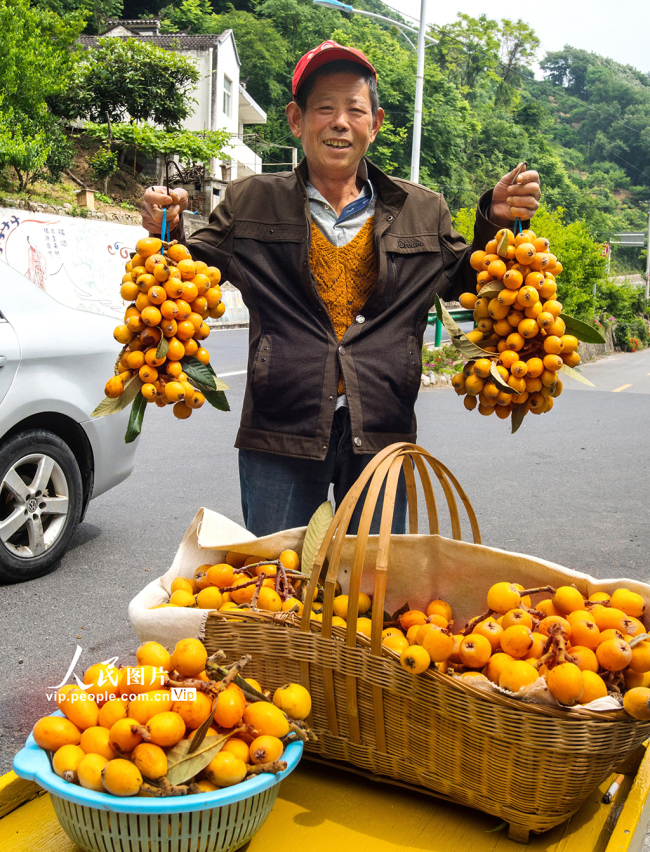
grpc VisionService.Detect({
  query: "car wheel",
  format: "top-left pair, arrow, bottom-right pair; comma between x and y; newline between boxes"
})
0,429 -> 83,583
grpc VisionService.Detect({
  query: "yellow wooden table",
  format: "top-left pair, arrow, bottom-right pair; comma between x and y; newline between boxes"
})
3,751 -> 650,852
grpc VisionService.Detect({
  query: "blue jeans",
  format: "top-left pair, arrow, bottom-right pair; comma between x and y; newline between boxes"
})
239,407 -> 407,537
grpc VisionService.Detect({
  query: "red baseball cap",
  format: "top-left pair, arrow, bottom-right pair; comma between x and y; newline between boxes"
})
292,40 -> 376,100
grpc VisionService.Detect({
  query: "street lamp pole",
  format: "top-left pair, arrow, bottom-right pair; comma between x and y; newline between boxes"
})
313,0 -> 433,184
410,0 -> 427,184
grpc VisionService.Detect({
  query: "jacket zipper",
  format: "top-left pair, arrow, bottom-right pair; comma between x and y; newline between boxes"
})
388,254 -> 397,306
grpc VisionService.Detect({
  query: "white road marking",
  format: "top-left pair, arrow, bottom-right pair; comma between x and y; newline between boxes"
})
218,369 -> 247,377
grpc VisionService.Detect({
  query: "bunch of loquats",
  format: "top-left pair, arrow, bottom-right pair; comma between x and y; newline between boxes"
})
31,638 -> 314,798
381,582 -> 650,718
440,227 -> 603,431
153,550 -> 313,617
93,237 -> 229,440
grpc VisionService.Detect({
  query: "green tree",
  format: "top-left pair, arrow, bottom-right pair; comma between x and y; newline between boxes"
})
55,38 -> 200,127
429,13 -> 500,99
30,0 -> 122,34
0,0 -> 84,119
209,10 -> 290,110
0,113 -> 50,192
160,0 -> 214,33
88,145 -> 119,193
85,0 -> 123,34
257,0 -> 339,57
85,122 -> 231,166
0,0 -> 81,188
494,19 -> 539,108
529,205 -> 608,318
0,110 -> 73,190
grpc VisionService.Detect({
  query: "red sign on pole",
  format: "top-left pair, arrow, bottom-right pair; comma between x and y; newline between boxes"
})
601,243 -> 611,257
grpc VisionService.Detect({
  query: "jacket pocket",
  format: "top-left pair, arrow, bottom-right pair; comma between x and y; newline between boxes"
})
252,334 -> 272,398
383,236 -> 442,308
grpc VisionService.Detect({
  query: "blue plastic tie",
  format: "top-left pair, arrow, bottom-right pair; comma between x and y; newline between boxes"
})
161,205 -> 169,243
513,216 -> 523,236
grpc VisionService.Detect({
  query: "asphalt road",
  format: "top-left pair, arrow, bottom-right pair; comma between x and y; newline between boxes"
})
1,332 -> 649,776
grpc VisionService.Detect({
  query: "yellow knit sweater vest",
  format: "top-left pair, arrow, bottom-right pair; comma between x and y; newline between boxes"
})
309,217 -> 377,394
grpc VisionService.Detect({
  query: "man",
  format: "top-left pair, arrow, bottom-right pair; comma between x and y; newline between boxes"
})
142,41 -> 541,535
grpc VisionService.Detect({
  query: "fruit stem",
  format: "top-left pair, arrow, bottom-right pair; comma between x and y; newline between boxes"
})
285,721 -> 318,742
217,654 -> 252,692
166,675 -> 216,694
520,603 -> 544,621
133,724 -> 151,742
462,609 -> 494,635
140,777 -> 193,797
230,560 -> 308,604
233,559 -> 282,573
517,585 -> 556,597
599,669 -> 625,693
140,782 -> 166,797
535,625 -> 575,669
205,652 -> 272,703
249,574 -> 265,609
221,576 -> 266,593
246,760 -> 288,776
275,563 -> 291,601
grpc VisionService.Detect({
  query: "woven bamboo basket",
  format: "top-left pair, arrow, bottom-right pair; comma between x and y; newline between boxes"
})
203,442 -> 650,842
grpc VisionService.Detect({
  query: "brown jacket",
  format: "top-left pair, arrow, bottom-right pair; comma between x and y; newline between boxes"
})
179,158 -> 499,460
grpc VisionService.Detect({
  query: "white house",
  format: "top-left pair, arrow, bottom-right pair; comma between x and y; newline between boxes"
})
80,20 -> 267,214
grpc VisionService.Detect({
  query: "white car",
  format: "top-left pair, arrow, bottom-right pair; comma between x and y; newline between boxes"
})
0,263 -> 136,582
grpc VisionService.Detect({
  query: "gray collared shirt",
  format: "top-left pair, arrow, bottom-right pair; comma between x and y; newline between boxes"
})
306,161 -> 375,247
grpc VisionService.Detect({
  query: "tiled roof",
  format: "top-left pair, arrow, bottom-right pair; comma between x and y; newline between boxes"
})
104,18 -> 160,25
79,33 -> 224,50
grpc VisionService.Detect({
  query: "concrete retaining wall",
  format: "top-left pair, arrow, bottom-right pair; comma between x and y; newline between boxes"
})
0,195 -> 140,226
578,326 -> 615,363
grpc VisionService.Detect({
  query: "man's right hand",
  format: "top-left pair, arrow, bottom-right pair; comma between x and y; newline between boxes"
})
142,186 -> 189,234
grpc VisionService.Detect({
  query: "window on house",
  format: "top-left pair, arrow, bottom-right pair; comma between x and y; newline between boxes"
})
223,76 -> 232,117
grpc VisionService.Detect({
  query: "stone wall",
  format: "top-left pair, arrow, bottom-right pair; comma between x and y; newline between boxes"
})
578,325 -> 615,363
182,211 -> 209,236
0,195 -> 140,226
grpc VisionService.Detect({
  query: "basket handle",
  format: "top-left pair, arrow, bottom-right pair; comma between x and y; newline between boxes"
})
301,442 -> 481,630
301,442 -> 480,637
299,442 -> 480,745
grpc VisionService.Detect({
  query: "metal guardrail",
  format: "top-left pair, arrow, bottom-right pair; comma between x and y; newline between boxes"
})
427,308 -> 474,346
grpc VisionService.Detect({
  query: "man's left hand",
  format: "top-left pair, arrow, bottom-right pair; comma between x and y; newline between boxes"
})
490,164 -> 541,226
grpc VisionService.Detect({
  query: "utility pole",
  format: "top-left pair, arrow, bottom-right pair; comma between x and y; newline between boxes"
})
410,0 -> 427,184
